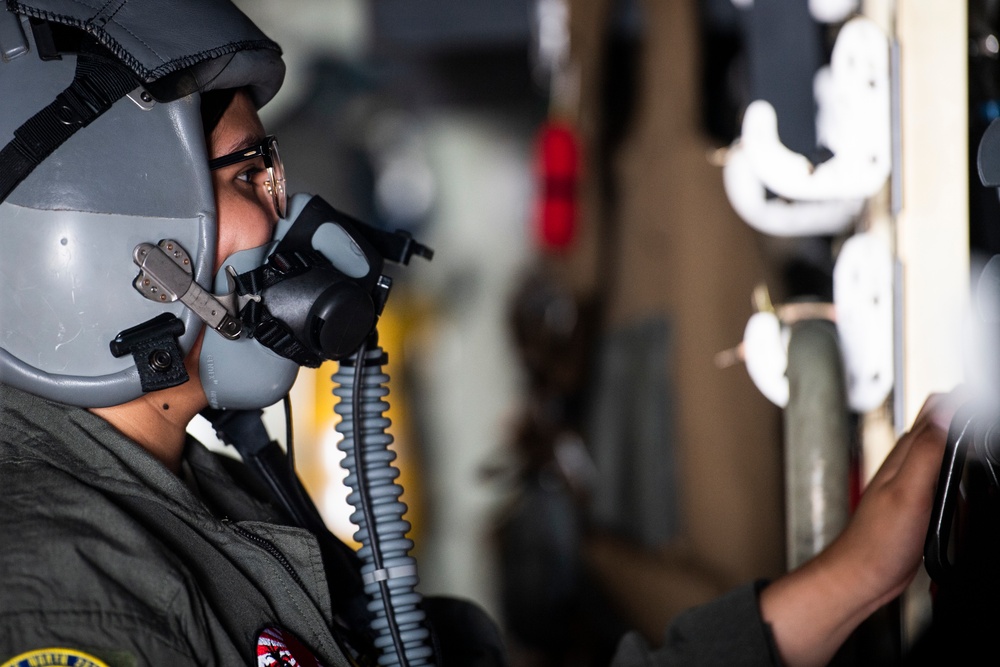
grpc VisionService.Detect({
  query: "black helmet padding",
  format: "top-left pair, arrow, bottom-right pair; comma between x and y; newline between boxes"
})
9,0 -> 284,106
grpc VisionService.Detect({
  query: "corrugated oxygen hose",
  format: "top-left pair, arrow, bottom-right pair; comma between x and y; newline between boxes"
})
333,339 -> 434,666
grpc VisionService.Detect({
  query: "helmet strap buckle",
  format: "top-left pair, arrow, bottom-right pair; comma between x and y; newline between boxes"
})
110,313 -> 190,393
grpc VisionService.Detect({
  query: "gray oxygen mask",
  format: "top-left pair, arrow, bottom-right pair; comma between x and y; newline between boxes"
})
199,192 -> 392,409
132,192 -> 406,410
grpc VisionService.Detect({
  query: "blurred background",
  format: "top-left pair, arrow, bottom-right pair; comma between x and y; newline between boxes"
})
187,1 -> 992,665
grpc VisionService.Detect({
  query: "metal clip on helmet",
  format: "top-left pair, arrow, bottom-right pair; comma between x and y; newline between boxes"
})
0,0 -> 287,408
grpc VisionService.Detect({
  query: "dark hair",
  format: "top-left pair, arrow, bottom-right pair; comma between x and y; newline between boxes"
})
200,89 -> 238,135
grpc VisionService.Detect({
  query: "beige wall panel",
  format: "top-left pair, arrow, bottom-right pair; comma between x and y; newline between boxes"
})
896,2 -> 968,425
894,0 -> 968,648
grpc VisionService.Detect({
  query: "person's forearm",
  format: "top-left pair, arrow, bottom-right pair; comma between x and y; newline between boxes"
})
760,393 -> 952,666
759,543 -> 895,667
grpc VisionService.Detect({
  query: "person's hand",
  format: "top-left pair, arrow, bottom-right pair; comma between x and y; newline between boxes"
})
760,391 -> 961,667
825,392 -> 959,606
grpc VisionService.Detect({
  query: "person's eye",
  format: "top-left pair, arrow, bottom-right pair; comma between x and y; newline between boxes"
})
236,166 -> 264,184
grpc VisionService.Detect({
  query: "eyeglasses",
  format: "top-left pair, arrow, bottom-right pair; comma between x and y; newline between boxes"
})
208,135 -> 287,218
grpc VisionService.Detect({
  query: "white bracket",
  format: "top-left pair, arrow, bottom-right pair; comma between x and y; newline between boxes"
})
740,17 -> 892,201
737,232 -> 894,413
741,17 -> 890,203
722,17 -> 890,237
833,232 -> 894,413
743,310 -> 791,407
722,144 -> 864,237
730,0 -> 859,24
809,0 -> 859,24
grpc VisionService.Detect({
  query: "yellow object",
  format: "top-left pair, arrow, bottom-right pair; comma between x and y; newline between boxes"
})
295,286 -> 430,550
1,648 -> 111,667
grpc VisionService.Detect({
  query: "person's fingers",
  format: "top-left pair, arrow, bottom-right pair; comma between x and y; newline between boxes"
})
912,388 -> 966,432
868,417 -> 934,487
912,392 -> 948,427
893,418 -> 950,499
867,391 -> 958,488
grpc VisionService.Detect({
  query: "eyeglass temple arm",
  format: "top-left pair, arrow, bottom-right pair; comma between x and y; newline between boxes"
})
208,152 -> 254,170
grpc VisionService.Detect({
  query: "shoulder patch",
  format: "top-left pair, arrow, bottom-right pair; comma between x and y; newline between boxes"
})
257,627 -> 324,667
1,649 -> 110,667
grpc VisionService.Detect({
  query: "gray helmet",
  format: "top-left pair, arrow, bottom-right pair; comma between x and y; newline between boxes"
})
0,0 -> 287,408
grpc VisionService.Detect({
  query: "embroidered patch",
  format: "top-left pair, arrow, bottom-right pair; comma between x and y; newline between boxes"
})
257,627 -> 324,667
1,648 -> 110,667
